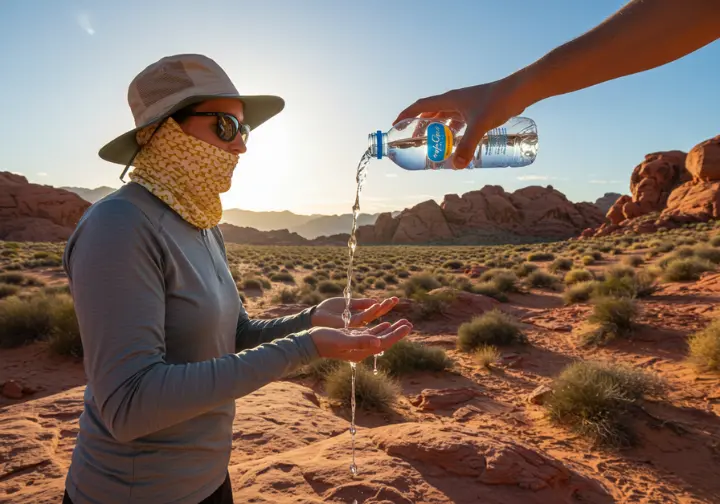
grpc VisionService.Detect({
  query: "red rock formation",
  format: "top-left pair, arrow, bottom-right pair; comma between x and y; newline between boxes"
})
686,135 -> 720,182
0,172 -> 90,242
584,136 -> 720,238
360,185 -> 604,244
392,200 -> 454,244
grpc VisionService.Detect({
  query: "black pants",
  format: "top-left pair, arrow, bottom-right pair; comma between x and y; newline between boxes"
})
62,472 -> 234,504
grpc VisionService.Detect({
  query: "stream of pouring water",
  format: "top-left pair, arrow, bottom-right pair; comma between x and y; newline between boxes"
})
342,149 -> 373,478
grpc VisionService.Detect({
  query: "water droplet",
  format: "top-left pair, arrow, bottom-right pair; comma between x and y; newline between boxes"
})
349,425 -> 356,435
350,463 -> 358,476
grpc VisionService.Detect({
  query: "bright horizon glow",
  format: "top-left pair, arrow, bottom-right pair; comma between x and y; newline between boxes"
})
1,0 -> 719,215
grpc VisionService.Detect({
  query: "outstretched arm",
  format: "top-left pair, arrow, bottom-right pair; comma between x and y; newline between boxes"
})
395,0 -> 720,168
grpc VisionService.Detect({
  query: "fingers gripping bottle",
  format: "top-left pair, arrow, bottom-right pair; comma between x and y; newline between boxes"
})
368,116 -> 538,170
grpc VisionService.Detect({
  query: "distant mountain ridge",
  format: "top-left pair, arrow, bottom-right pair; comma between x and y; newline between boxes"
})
62,186 -> 398,238
60,186 -> 117,203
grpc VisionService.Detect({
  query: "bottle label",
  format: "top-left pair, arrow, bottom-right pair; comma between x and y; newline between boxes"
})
426,122 -> 453,162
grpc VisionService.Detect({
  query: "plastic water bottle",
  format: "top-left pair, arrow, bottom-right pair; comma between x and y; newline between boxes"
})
368,116 -> 538,170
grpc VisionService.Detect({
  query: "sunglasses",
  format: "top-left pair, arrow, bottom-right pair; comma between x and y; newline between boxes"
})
181,111 -> 251,144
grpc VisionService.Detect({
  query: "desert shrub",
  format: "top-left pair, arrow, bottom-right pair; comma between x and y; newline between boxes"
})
710,235 -> 720,247
300,357 -> 343,379
583,297 -> 638,345
272,287 -> 300,304
0,272 -> 26,285
401,273 -> 441,298
0,284 -> 20,299
692,245 -> 720,264
480,269 -> 519,293
605,265 -> 636,280
383,273 -> 398,284
325,364 -> 399,411
0,293 -> 81,350
47,294 -> 82,357
443,260 -> 464,270
300,290 -> 324,305
564,269 -> 594,285
581,255 -> 595,266
563,281 -> 596,305
687,319 -> 720,372
591,269 -> 657,299
457,310 -> 527,351
662,257 -> 714,282
270,271 -> 295,283
368,339 -> 452,375
545,360 -> 664,446
527,252 -> 555,262
527,270 -> 560,289
318,280 -> 344,295
0,294 -> 54,347
303,274 -> 318,287
513,262 -> 539,278
548,258 -> 574,273
471,282 -> 509,302
413,289 -> 455,319
475,345 -> 500,369
397,269 -> 410,278
374,279 -> 387,290
622,255 -> 644,267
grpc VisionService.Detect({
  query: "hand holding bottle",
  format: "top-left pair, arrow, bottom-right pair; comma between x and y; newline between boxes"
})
392,77 -> 528,169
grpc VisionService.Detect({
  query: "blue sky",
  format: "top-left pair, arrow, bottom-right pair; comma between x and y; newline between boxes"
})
1,0 -> 719,215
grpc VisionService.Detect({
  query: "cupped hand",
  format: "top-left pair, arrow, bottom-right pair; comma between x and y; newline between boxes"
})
393,77 -> 528,169
311,296 -> 399,329
308,319 -> 412,363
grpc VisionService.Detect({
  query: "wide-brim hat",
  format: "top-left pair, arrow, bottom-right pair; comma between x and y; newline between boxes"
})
99,53 -> 285,165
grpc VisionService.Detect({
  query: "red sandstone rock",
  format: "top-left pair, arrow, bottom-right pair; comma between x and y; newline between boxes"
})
391,200 -> 454,244
2,380 -> 24,399
0,172 -> 90,242
410,388 -> 480,411
686,135 -> 720,183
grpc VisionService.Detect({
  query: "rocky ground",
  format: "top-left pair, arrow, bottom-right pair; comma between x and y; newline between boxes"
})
1,225 -> 720,503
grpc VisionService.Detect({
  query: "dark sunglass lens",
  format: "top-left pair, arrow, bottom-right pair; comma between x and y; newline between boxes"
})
216,114 -> 238,142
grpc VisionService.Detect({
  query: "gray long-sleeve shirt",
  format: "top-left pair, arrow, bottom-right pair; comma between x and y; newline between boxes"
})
62,182 -> 319,504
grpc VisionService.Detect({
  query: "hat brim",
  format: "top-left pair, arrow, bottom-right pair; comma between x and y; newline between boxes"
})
98,94 -> 285,165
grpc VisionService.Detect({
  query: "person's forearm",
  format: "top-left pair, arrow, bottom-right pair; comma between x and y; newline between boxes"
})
235,305 -> 316,352
104,333 -> 318,442
509,0 -> 720,107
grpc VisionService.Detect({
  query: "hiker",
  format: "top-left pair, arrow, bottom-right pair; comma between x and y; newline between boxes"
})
61,54 -> 412,504
394,0 -> 720,169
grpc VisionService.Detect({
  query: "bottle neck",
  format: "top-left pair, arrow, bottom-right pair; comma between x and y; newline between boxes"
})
368,131 -> 387,159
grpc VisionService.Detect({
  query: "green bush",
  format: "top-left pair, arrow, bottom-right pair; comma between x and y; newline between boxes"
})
563,281 -> 596,305
548,258 -> 574,273
0,284 -> 20,299
457,310 -> 526,351
367,339 -> 452,375
622,255 -> 644,268
47,294 -> 82,357
527,252 -> 555,262
687,319 -> 720,372
527,270 -> 560,289
564,269 -> 594,285
545,360 -> 664,446
583,297 -> 638,345
513,262 -> 539,278
662,257 -> 714,282
318,280 -> 344,295
475,345 -> 500,369
272,287 -> 300,304
471,282 -> 508,302
270,271 -> 295,283
401,273 -> 441,298
325,363 -> 399,411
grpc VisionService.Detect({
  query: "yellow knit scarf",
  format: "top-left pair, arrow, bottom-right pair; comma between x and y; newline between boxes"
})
129,117 -> 239,229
